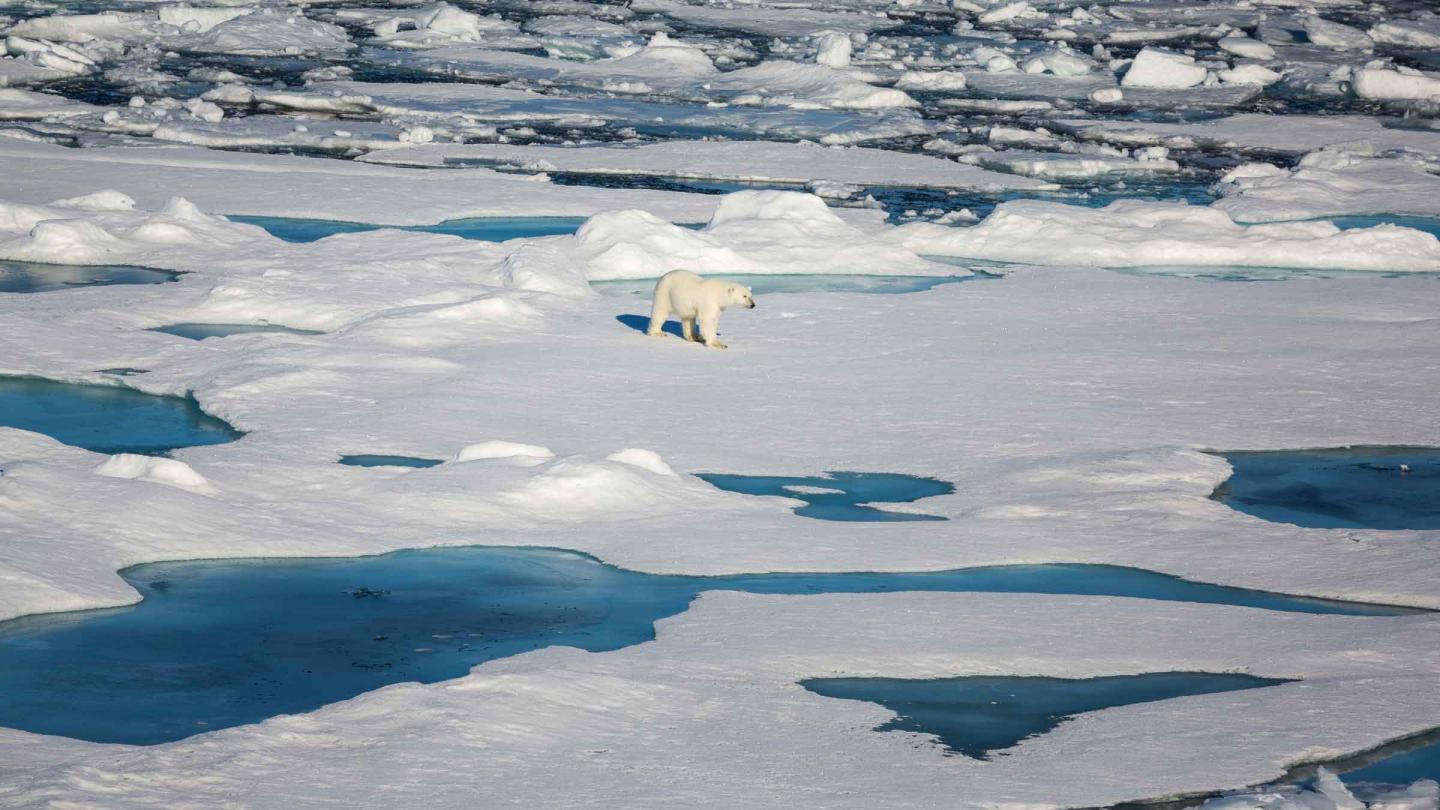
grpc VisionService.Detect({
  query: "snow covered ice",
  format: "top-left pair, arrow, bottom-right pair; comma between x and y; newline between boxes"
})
3,0 -> 1440,807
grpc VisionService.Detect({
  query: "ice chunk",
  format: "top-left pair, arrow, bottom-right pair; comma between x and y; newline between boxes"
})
1352,68 -> 1440,102
814,32 -> 851,68
1219,64 -> 1281,86
1217,36 -> 1276,60
1302,16 -> 1373,51
1121,48 -> 1208,89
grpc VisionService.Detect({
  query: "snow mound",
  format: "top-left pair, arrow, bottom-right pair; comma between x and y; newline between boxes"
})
496,456 -> 690,518
572,190 -> 954,280
889,199 -> 1440,272
50,190 -> 136,211
95,454 -> 214,494
606,449 -> 675,477
455,441 -> 555,463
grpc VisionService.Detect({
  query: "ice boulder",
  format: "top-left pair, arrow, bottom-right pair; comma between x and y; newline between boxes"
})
1352,67 -> 1440,102
1121,48 -> 1208,89
96,454 -> 214,494
814,32 -> 851,68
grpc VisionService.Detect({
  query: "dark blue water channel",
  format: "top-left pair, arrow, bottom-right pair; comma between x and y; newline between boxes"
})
338,454 -> 443,468
697,471 -> 955,521
149,323 -> 324,340
802,673 -> 1292,759
1214,447 -> 1440,531
0,260 -> 179,293
0,376 -> 241,455
229,215 -> 589,244
0,546 -> 1415,746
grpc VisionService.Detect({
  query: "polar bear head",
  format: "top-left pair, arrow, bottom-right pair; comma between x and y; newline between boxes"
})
726,284 -> 756,309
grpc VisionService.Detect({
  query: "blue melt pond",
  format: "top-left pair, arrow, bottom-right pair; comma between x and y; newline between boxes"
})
149,323 -> 324,341
697,471 -> 955,521
0,546 -> 1413,745
1214,447 -> 1440,530
1330,215 -> 1440,239
229,215 -> 589,244
338,454 -> 444,468
0,376 -> 242,455
802,672 -> 1291,759
0,259 -> 179,294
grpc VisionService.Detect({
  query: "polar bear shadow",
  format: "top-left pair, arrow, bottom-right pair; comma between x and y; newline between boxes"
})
616,314 -> 682,338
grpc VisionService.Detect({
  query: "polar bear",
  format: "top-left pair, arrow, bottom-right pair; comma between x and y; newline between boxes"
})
647,269 -> 755,350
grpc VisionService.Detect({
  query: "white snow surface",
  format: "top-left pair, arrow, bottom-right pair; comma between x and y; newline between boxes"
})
1214,154 -> 1440,222
0,138 -> 722,223
3,0 -> 1440,805
359,139 -> 1058,192
889,199 -> 1440,271
1,181 -> 1440,806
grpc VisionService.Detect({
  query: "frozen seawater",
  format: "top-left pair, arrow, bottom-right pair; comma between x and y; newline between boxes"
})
596,273 -> 983,297
801,673 -> 1291,759
0,375 -> 242,455
0,546 -> 1411,746
338,454 -> 444,468
229,215 -> 590,244
1213,447 -> 1440,530
697,471 -> 954,521
1110,265 -> 1440,282
149,323 -> 325,341
0,260 -> 180,294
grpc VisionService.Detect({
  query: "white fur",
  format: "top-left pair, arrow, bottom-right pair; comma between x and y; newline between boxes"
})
646,269 -> 755,350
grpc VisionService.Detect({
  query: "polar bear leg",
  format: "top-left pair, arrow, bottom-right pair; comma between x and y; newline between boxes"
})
646,298 -> 670,337
681,318 -> 697,342
699,310 -> 726,350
